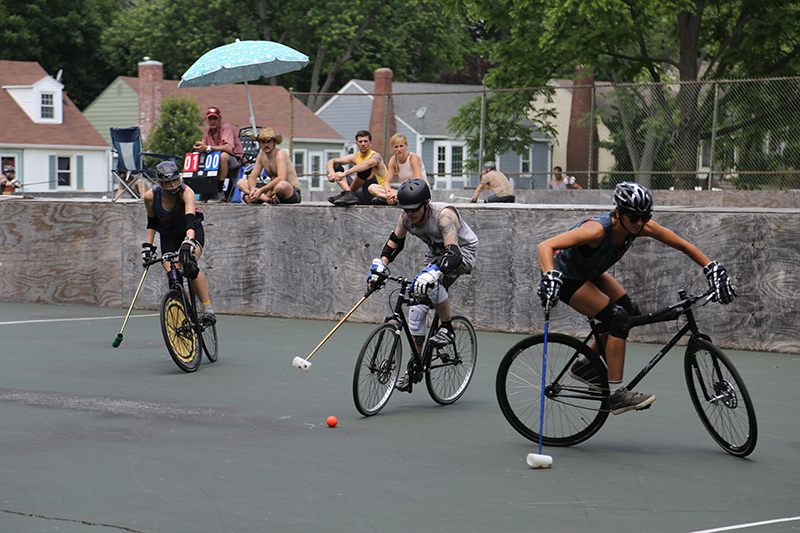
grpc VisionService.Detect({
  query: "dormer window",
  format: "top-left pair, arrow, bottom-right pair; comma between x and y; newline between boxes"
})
41,93 -> 55,119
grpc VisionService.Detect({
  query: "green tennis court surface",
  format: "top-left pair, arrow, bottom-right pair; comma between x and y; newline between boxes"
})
0,302 -> 798,532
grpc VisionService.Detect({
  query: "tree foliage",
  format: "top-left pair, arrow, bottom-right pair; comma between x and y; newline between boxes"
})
144,94 -> 203,162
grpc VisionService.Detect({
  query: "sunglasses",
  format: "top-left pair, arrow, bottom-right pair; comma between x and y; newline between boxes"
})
623,211 -> 652,224
403,205 -> 424,214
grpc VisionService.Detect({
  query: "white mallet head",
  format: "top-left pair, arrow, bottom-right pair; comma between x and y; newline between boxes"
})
527,453 -> 553,469
292,356 -> 312,372
449,193 -> 455,200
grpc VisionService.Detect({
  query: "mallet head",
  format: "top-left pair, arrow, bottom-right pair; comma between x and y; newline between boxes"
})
112,333 -> 124,348
527,453 -> 553,469
292,356 -> 312,372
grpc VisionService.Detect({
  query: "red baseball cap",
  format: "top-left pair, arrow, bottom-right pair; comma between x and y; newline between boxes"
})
206,107 -> 221,118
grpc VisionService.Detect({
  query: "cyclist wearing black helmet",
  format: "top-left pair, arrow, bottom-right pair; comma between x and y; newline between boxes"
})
367,178 -> 479,391
536,182 -> 736,414
142,160 -> 216,324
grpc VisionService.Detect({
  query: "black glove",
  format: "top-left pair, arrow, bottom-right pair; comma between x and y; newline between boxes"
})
704,261 -> 736,304
141,242 -> 157,268
537,270 -> 563,310
179,238 -> 199,279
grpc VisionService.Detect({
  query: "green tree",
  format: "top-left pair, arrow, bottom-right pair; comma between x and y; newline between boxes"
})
449,0 -> 800,188
0,0 -> 118,108
144,94 -> 203,164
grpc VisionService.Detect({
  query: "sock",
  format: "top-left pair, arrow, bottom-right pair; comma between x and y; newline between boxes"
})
201,301 -> 214,314
608,380 -> 623,393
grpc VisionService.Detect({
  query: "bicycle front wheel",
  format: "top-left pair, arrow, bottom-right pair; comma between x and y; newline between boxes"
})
684,338 -> 757,457
496,333 -> 609,446
426,316 -> 477,405
353,323 -> 402,416
201,319 -> 218,363
160,289 -> 202,373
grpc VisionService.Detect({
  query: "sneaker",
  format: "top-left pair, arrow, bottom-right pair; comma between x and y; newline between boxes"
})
569,359 -> 601,390
608,387 -> 655,415
429,327 -> 455,348
328,191 -> 346,204
201,312 -> 217,326
371,196 -> 388,205
395,373 -> 412,392
334,190 -> 359,206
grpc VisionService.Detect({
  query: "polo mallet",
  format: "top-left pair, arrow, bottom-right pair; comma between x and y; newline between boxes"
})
448,193 -> 473,203
527,308 -> 554,468
291,293 -> 370,371
112,266 -> 149,348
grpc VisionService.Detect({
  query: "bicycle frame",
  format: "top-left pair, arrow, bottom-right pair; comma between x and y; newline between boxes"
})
378,275 -> 441,380
161,252 -> 202,337
582,288 -> 716,391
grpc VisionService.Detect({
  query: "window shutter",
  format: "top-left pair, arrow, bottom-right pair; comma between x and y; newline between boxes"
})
49,155 -> 57,190
77,156 -> 84,189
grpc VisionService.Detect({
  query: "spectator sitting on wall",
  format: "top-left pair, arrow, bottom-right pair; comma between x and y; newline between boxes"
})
469,161 -> 515,203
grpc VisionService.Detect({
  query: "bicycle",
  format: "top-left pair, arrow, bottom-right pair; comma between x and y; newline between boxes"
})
145,252 -> 218,372
353,273 -> 478,416
496,286 -> 757,457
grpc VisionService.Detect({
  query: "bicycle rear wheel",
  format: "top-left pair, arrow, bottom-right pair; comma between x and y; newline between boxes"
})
353,323 -> 402,416
160,289 -> 202,373
496,333 -> 609,446
684,338 -> 757,457
426,316 -> 477,405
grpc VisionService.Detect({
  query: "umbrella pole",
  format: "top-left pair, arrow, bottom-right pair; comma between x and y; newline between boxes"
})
244,79 -> 258,133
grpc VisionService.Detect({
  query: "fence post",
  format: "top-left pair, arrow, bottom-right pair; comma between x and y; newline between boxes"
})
588,85 -> 596,189
708,81 -> 720,191
289,88 -> 295,159
479,90 -> 486,181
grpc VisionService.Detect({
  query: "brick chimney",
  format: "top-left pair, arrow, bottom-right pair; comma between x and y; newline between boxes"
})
369,68 -> 397,158
566,65 -> 597,188
138,57 -> 163,141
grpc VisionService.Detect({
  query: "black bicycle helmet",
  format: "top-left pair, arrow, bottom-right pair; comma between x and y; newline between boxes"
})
155,160 -> 182,194
614,182 -> 653,214
3,165 -> 15,174
397,178 -> 431,210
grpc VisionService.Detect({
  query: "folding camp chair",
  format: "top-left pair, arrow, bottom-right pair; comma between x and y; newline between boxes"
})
110,127 -> 153,201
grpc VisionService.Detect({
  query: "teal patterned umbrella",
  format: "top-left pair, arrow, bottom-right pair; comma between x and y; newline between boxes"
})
179,39 -> 309,131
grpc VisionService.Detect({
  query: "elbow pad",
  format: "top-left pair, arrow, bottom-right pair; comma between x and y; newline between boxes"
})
184,213 -> 197,229
147,216 -> 159,231
437,244 -> 463,274
381,231 -> 405,263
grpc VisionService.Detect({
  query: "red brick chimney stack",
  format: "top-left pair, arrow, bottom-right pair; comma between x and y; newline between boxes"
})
566,65 -> 597,188
138,57 -> 163,141
369,68 -> 397,158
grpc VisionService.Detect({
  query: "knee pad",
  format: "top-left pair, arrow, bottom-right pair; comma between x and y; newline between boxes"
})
408,304 -> 429,337
616,294 -> 641,316
595,301 -> 632,339
427,283 -> 448,305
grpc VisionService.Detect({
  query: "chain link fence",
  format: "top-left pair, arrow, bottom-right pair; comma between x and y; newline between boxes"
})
291,77 -> 800,191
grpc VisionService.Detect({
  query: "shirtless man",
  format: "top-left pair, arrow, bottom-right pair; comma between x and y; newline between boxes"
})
236,128 -> 302,205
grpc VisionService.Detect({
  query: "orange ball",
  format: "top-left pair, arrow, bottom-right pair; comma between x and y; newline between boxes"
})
326,416 -> 338,428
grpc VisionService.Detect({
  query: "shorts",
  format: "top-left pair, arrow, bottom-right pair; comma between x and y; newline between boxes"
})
559,277 -> 590,305
160,223 -> 205,254
226,154 -> 241,178
347,175 -> 379,205
283,187 -> 302,204
486,194 -> 515,203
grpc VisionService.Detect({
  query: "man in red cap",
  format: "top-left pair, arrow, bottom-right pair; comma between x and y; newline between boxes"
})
193,106 -> 244,199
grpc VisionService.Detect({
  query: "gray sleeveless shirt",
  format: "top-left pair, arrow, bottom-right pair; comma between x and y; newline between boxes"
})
402,202 -> 479,268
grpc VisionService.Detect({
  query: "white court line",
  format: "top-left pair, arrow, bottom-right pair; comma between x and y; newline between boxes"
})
0,314 -> 158,326
688,516 -> 800,533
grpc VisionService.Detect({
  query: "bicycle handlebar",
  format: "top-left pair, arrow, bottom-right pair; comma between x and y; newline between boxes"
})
142,251 -> 181,269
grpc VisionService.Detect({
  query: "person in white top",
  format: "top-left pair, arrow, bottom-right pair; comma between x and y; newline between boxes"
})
549,166 -> 583,190
382,133 -> 428,205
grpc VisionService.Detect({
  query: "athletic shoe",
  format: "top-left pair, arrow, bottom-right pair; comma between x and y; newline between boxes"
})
201,312 -> 217,326
569,359 -> 601,390
395,373 -> 412,392
328,191 -> 346,204
334,191 -> 359,206
608,387 -> 655,415
371,196 -> 388,205
429,327 -> 455,348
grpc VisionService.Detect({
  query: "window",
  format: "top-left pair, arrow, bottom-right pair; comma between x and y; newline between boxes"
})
293,150 -> 306,179
309,153 -> 323,190
57,157 -> 71,187
432,141 -> 467,189
41,93 -> 54,119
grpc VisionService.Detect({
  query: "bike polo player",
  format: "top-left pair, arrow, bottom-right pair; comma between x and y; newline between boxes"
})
367,178 -> 479,391
536,182 -> 736,414
141,160 -> 216,324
